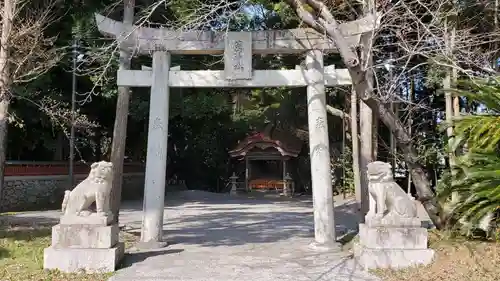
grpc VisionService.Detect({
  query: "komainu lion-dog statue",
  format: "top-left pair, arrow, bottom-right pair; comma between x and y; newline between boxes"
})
366,161 -> 417,219
61,161 -> 114,217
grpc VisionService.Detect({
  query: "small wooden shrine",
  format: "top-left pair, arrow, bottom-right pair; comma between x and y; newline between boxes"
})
229,125 -> 302,192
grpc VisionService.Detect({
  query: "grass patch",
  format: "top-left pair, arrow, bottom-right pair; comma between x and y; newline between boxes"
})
0,224 -> 138,281
120,230 -> 139,250
373,230 -> 500,281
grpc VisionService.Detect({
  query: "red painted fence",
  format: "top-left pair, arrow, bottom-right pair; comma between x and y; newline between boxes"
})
4,161 -> 145,176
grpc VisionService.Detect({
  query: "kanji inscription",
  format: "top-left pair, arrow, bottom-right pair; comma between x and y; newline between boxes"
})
224,32 -> 252,80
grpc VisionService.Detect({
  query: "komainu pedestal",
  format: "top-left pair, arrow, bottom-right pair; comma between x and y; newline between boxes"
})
43,161 -> 124,273
354,161 -> 435,269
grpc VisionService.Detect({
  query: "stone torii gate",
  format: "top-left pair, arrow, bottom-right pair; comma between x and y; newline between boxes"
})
95,13 -> 377,250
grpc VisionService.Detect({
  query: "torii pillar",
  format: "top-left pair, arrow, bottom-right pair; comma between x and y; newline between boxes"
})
305,50 -> 339,250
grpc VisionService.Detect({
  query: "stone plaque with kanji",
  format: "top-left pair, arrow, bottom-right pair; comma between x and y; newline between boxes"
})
224,32 -> 252,80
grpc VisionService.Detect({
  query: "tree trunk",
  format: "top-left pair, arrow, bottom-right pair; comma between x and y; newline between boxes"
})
406,79 -> 413,194
351,88 -> 362,208
55,131 -> 64,161
0,0 -> 14,212
0,101 -> 9,212
359,100 -> 372,217
390,102 -> 396,175
109,0 -> 135,223
444,20 -> 455,166
444,7 -> 460,204
495,0 -> 499,72
358,0 -> 375,219
94,128 -> 102,162
372,113 -> 378,159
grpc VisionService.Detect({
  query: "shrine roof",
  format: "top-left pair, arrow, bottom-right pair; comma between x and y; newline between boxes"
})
229,127 -> 302,158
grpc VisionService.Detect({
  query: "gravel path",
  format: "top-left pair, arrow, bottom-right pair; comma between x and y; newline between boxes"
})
115,191 -> 379,281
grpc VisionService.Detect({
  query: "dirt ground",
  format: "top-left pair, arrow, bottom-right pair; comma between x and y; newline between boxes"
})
373,230 -> 500,281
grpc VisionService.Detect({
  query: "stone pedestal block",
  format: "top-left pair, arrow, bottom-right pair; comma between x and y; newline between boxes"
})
60,214 -> 113,226
44,242 -> 124,273
364,215 -> 422,227
44,222 -> 123,273
51,224 -> 119,248
353,243 -> 435,269
354,223 -> 435,269
358,223 -> 429,249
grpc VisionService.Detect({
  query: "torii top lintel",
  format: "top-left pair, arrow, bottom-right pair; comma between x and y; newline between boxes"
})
94,13 -> 379,55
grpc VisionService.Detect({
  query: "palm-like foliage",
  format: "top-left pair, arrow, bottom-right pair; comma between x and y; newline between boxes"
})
439,152 -> 500,230
449,78 -> 500,152
438,77 -> 500,235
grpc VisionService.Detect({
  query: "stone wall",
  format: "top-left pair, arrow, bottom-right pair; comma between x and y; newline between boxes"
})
1,173 -> 145,212
0,161 -> 145,212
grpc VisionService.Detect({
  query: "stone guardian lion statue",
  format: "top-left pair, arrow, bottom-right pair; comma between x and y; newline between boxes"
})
366,161 -> 417,219
61,161 -> 114,217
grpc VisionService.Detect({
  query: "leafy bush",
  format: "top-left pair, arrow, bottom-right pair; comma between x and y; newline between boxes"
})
438,77 -> 500,237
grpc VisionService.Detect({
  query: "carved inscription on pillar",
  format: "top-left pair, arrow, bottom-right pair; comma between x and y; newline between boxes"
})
152,117 -> 163,131
224,32 -> 252,80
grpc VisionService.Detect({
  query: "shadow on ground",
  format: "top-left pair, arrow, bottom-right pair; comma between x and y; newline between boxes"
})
0,227 -> 52,241
119,190 -> 316,211
112,191 -> 374,281
0,216 -> 56,261
0,214 -> 59,228
0,247 -> 9,259
0,214 -> 56,243
0,191 -> 381,281
119,249 -> 184,269
122,192 -> 360,248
